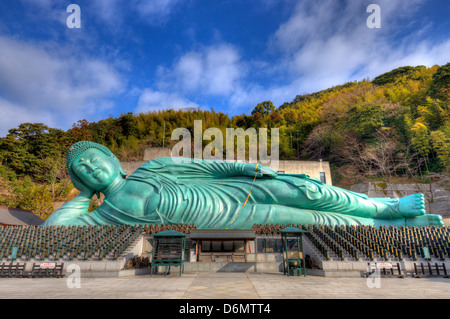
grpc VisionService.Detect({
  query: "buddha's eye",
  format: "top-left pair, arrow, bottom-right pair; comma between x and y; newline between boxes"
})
91,154 -> 102,163
77,165 -> 86,175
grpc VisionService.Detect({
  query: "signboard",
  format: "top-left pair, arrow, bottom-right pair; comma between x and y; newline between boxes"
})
40,263 -> 56,269
377,263 -> 392,269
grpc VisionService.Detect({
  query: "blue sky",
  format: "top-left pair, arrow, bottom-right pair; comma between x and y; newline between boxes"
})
0,0 -> 449,136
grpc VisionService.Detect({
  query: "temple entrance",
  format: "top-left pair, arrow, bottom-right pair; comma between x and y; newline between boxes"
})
189,229 -> 256,262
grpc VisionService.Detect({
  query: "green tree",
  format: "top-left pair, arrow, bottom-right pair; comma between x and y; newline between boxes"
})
418,97 -> 449,131
0,177 -> 54,220
427,62 -> 450,98
118,112 -> 139,138
0,135 -> 29,176
343,103 -> 384,140
0,123 -> 66,179
411,122 -> 431,157
372,65 -> 426,86
430,130 -> 450,168
411,122 -> 432,173
40,153 -> 68,198
15,183 -> 54,220
251,101 -> 275,116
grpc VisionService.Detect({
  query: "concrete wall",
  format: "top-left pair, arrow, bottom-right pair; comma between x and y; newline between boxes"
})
350,183 -> 450,218
275,160 -> 332,185
320,260 -> 450,277
143,147 -> 171,161
121,161 -> 146,176
184,260 -> 283,273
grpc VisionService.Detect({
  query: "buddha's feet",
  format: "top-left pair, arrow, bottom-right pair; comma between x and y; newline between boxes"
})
406,214 -> 444,227
398,194 -> 426,218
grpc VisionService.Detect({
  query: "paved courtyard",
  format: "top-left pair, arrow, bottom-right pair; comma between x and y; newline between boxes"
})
0,272 -> 449,299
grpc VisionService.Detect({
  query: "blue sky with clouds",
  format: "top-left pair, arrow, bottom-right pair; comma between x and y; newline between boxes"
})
0,0 -> 449,136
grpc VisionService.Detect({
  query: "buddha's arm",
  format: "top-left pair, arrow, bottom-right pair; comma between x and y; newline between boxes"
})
43,193 -> 92,225
145,157 -> 278,179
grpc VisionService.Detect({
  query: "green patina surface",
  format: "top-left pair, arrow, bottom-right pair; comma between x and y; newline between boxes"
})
43,141 -> 444,228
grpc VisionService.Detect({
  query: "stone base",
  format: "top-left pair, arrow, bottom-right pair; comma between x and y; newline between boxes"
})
184,261 -> 283,273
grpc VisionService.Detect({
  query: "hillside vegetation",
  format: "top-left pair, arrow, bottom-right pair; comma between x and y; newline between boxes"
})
1,63 -> 449,220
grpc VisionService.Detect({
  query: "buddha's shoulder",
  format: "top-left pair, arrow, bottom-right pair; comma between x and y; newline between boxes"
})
142,157 -> 190,165
122,179 -> 160,196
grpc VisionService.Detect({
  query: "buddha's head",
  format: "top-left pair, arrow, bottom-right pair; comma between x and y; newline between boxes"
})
66,141 -> 127,193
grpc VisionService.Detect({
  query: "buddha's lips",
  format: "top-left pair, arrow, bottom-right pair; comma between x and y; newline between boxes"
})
93,169 -> 101,177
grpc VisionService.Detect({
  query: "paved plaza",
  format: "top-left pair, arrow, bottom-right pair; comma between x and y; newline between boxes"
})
0,272 -> 449,299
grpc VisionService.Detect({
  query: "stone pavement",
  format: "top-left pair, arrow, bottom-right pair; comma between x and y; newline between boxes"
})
0,272 -> 449,299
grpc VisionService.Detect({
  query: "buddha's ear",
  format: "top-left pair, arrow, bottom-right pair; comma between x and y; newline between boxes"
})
112,156 -> 127,178
70,175 -> 95,197
71,177 -> 86,192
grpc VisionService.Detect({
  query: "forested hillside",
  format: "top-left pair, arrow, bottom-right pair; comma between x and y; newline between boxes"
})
1,63 -> 449,220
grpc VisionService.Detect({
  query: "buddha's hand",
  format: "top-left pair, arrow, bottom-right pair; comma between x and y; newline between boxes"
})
44,185 -> 93,225
243,163 -> 278,178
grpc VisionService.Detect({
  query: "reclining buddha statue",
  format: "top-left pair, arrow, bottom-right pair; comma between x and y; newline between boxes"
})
43,141 -> 443,228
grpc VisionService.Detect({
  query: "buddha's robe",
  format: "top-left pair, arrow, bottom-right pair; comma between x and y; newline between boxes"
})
43,158 -> 404,227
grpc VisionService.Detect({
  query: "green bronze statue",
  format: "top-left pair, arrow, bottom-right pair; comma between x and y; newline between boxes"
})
43,141 -> 444,228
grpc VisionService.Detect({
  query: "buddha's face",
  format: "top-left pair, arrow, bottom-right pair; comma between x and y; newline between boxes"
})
71,148 -> 121,191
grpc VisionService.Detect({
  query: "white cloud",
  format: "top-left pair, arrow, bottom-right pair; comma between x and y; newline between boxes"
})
172,52 -> 204,92
0,36 -> 124,136
19,0 -> 53,9
91,0 -> 123,24
90,0 -> 181,27
216,0 -> 449,111
158,44 -> 243,95
203,45 -> 243,95
257,0 -> 449,98
136,0 -> 450,115
136,89 -> 199,113
133,0 -> 181,22
137,43 -> 245,112
0,97 -> 51,135
18,0 -> 67,26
